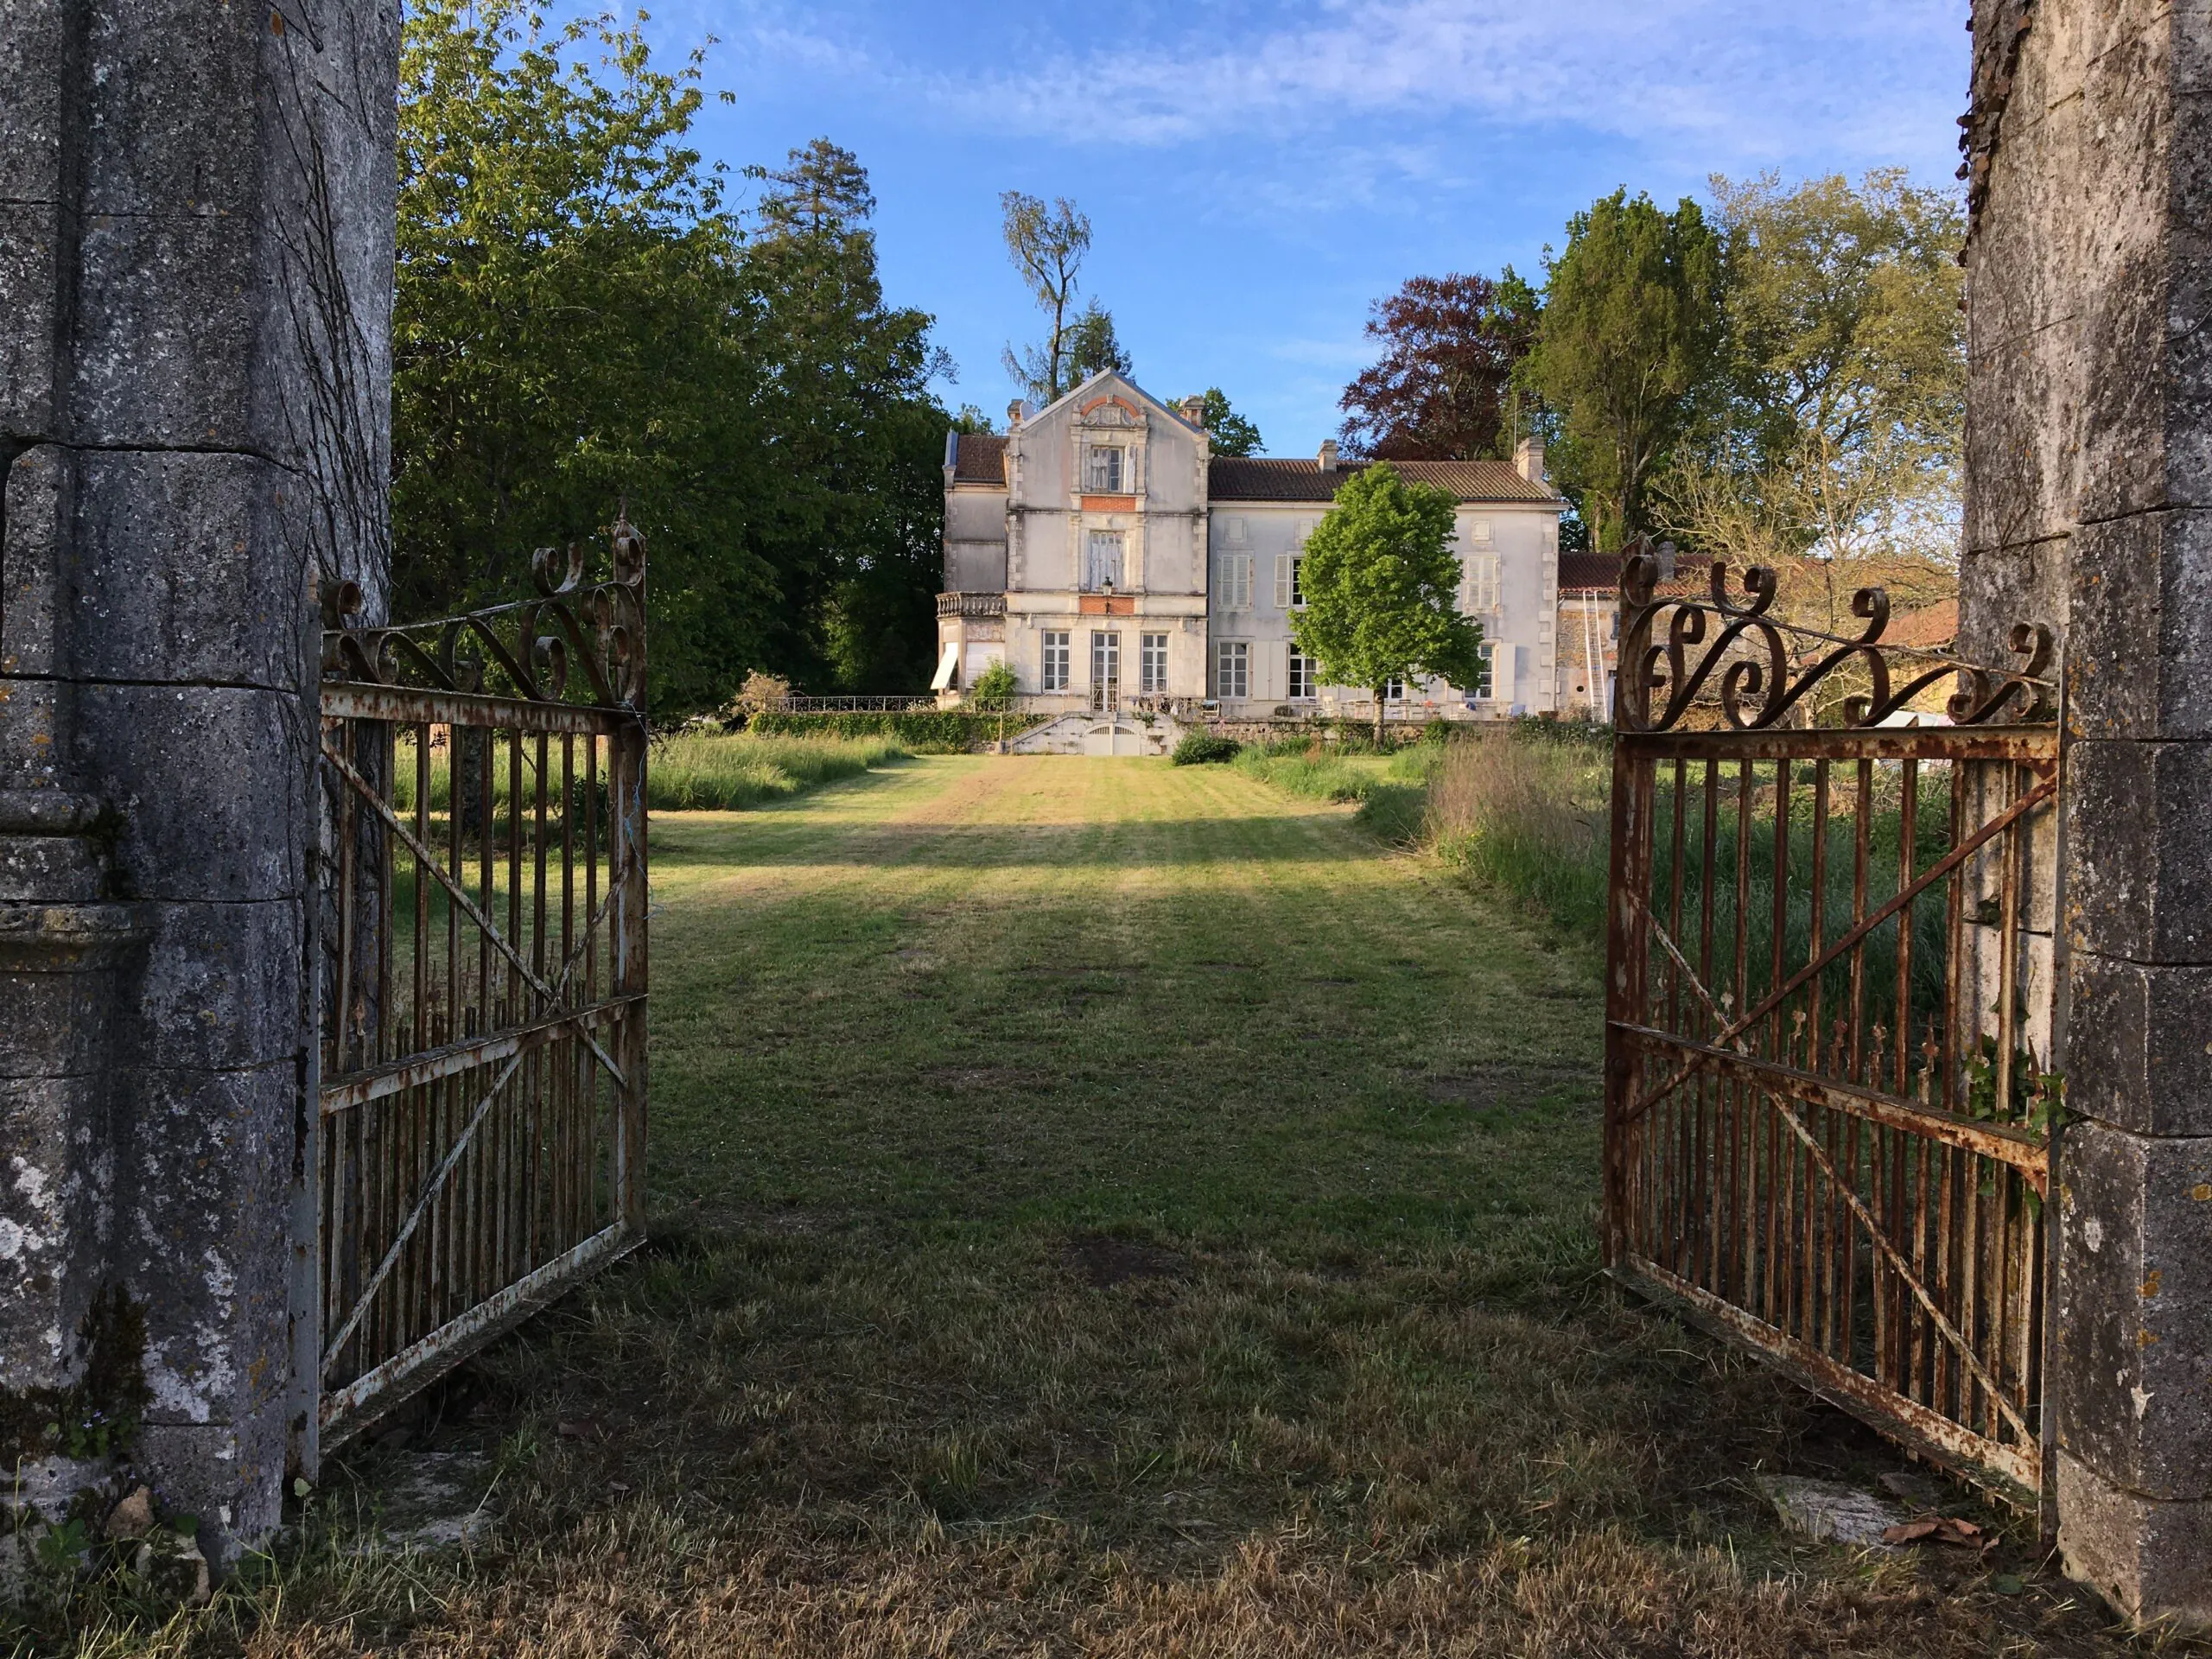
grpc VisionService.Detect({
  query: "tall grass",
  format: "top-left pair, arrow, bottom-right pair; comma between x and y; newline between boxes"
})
389,732 -> 909,816
1231,740 -> 1434,841
648,733 -> 909,810
1425,728 -> 1612,936
1427,727 -> 1971,1070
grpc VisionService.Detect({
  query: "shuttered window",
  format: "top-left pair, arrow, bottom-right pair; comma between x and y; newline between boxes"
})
1287,646 -> 1316,702
1217,553 -> 1252,612
1274,554 -> 1305,610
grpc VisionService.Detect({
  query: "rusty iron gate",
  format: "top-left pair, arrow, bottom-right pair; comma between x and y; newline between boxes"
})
293,520 -> 649,1471
1604,549 -> 2063,1510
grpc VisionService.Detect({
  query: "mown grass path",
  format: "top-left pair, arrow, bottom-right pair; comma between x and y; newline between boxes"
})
241,758 -> 2137,1657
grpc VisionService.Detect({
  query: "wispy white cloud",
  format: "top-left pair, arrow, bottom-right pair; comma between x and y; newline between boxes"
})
938,0 -> 1961,170
714,0 -> 1963,182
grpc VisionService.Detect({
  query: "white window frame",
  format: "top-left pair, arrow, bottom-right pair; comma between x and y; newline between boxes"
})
1083,530 -> 1125,592
1091,629 -> 1122,690
1382,676 -> 1406,702
1274,553 -> 1305,611
1041,630 -> 1071,692
1471,642 -> 1496,701
1139,632 -> 1168,693
1216,640 -> 1250,700
1287,645 -> 1316,702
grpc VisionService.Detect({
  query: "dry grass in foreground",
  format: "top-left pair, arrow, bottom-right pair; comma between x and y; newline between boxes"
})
15,758 -> 2187,1657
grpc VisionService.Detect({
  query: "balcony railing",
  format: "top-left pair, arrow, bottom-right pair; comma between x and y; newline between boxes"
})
936,591 -> 1006,619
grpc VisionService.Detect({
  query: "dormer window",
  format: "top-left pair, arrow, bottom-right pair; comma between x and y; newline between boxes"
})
1086,446 -> 1126,493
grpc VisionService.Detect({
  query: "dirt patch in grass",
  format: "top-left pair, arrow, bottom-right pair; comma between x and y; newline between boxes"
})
1062,1232 -> 1189,1288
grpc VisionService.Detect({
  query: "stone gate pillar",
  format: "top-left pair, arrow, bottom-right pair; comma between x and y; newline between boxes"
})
1961,0 -> 2212,1630
0,2 -> 396,1566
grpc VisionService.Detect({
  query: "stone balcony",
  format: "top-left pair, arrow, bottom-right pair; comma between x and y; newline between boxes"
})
937,591 -> 1007,619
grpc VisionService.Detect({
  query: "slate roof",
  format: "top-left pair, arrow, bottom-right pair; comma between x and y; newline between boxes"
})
1207,456 -> 1558,504
951,434 -> 1008,485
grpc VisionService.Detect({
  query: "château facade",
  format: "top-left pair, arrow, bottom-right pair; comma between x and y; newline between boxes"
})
935,371 -> 1567,720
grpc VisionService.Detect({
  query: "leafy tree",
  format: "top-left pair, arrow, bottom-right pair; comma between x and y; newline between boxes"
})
1657,170 -> 1964,716
1000,192 -> 1093,402
741,137 -> 950,694
1063,299 -> 1130,383
393,1 -> 772,710
1291,464 -> 1487,741
951,404 -> 997,435
1522,191 -> 1728,549
1338,271 -> 1543,461
1181,388 -> 1263,456
394,5 -> 951,709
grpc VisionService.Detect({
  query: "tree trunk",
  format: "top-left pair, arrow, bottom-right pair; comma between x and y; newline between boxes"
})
1374,687 -> 1386,747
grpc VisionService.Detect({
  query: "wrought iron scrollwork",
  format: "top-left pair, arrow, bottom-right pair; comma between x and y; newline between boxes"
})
1617,536 -> 2054,733
321,513 -> 647,712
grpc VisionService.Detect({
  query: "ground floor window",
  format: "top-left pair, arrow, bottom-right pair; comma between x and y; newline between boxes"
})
1041,631 -> 1071,691
1287,645 -> 1315,701
1091,630 -> 1121,692
1382,676 -> 1406,702
1215,640 -> 1249,700
1140,632 -> 1168,693
1471,642 -> 1495,700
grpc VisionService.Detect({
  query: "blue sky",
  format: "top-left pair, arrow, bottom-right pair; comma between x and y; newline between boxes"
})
645,2 -> 1970,455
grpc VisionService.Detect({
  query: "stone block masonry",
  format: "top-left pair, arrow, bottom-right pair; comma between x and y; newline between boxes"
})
0,1 -> 397,1568
1962,0 -> 2212,1630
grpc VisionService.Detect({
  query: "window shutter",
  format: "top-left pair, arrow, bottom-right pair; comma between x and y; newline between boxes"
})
1274,555 -> 1293,611
1238,555 -> 1253,610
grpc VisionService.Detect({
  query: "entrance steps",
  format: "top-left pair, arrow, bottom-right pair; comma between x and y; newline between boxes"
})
1007,713 -> 1180,757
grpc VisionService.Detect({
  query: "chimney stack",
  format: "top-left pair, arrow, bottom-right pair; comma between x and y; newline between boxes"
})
1006,399 -> 1026,431
1514,434 -> 1546,484
1179,396 -> 1207,427
1318,438 -> 1338,473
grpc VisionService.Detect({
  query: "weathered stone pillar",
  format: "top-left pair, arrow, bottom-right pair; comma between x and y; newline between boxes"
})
1962,0 -> 2212,1630
0,1 -> 396,1567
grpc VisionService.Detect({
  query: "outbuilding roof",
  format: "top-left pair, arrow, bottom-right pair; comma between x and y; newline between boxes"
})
1557,550 -> 1713,598
1206,456 -> 1558,504
950,433 -> 1008,485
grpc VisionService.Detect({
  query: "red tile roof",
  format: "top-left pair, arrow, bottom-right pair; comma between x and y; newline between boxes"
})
1207,456 -> 1559,504
1557,550 -> 1712,598
1884,597 -> 1958,651
952,434 -> 1007,485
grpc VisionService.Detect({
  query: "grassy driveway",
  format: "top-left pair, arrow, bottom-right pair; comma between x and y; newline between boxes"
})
93,757 -> 2139,1656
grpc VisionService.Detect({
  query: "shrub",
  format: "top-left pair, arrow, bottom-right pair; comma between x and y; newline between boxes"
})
969,660 -> 1019,711
1171,733 -> 1243,766
722,671 -> 791,723
749,709 -> 1038,753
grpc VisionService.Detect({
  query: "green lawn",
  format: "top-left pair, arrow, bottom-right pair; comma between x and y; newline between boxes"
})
45,758 -> 2140,1656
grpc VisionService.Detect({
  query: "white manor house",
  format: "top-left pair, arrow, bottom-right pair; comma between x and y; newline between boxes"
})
933,370 -> 1567,721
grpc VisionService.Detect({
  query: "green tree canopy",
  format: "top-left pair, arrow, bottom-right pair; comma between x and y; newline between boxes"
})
1656,170 -> 1965,702
393,6 -> 950,708
1181,388 -> 1263,456
1063,299 -> 1131,383
1522,190 -> 1727,550
1290,464 -> 1486,740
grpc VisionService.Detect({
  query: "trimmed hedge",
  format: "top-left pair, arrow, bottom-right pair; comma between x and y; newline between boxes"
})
1171,732 -> 1242,766
747,709 -> 1041,753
